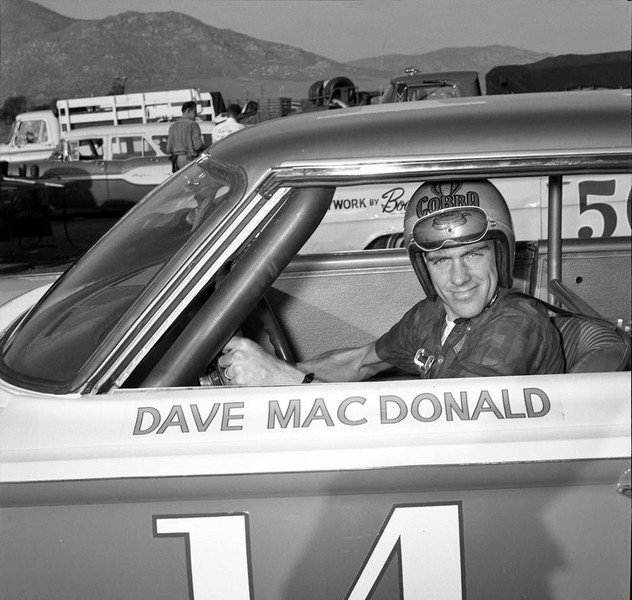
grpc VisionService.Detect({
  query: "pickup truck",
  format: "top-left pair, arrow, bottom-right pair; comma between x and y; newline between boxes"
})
0,88 -> 225,164
0,90 -> 630,599
379,68 -> 482,103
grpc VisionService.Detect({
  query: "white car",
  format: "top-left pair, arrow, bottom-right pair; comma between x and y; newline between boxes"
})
6,121 -> 215,211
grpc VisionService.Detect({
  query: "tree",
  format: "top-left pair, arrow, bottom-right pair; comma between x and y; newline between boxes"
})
0,96 -> 27,123
108,77 -> 127,96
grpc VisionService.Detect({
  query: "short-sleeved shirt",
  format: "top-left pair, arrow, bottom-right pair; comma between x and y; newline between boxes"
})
167,119 -> 204,158
375,288 -> 564,378
212,118 -> 245,143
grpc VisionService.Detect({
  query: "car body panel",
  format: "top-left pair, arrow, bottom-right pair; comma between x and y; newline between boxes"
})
0,475 -> 628,600
211,91 -> 631,183
0,374 -> 630,599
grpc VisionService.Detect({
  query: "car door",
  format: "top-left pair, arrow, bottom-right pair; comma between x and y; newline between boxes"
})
7,116 -> 57,161
106,133 -> 172,209
38,135 -> 111,213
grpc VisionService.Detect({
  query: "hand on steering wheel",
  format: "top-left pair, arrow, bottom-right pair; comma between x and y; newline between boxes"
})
201,296 -> 295,386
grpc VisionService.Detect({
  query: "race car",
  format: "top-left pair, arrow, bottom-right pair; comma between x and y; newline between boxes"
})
0,90 -> 630,600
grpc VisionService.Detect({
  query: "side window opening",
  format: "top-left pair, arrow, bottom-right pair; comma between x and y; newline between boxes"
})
67,137 -> 104,160
152,134 -> 169,155
111,135 -> 154,159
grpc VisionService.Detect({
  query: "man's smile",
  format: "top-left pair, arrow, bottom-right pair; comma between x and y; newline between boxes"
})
450,286 -> 479,299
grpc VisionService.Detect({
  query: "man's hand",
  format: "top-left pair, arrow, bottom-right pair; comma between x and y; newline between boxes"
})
218,336 -> 306,386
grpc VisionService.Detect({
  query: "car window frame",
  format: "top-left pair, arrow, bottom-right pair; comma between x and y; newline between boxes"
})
75,152 -> 632,393
1,150 -> 629,395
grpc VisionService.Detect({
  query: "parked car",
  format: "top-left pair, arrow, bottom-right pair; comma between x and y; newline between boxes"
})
5,121 -> 216,215
379,68 -> 482,103
0,90 -> 630,600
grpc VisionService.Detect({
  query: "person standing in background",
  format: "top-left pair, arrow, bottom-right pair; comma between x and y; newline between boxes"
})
167,101 -> 205,171
212,104 -> 245,143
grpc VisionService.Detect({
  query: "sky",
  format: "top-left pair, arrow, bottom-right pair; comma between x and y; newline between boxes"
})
31,0 -> 632,62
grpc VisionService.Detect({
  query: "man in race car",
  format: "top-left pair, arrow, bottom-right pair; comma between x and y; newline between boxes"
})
219,179 -> 564,384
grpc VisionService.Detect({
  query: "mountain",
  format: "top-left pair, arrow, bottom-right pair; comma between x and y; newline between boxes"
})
0,0 -> 386,105
348,45 -> 551,77
1,0 -> 551,106
0,0 -> 74,48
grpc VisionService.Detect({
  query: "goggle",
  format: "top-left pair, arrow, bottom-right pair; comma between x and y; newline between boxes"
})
411,206 -> 496,252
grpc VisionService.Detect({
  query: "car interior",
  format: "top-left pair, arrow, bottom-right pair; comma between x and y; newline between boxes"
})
129,174 -> 631,388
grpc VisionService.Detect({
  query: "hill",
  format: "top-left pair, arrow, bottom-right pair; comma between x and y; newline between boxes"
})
1,0 -> 551,106
0,0 -> 386,105
348,45 -> 551,78
0,0 -> 388,102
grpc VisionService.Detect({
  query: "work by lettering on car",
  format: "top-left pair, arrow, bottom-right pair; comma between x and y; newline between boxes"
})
0,91 -> 630,600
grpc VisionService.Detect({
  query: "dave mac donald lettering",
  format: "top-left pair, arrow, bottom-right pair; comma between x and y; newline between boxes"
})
132,387 -> 551,435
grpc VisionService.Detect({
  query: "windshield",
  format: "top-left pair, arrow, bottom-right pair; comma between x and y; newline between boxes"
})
1,155 -> 245,390
380,82 -> 458,103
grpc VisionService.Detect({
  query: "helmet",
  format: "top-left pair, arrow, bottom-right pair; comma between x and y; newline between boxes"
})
404,180 -> 515,299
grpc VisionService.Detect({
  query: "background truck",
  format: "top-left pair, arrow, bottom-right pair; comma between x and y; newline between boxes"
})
0,88 -> 227,164
379,68 -> 482,102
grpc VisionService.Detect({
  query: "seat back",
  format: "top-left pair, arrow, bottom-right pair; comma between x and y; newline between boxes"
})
552,315 -> 631,373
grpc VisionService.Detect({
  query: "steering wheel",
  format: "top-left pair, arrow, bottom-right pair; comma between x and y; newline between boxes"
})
201,296 -> 294,386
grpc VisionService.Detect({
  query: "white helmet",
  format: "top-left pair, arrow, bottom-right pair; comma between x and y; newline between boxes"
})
404,180 -> 515,299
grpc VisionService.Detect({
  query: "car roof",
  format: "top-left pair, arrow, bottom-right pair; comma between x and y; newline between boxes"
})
212,90 -> 631,185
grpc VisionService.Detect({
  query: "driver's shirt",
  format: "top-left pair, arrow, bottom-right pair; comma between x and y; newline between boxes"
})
375,288 -> 564,378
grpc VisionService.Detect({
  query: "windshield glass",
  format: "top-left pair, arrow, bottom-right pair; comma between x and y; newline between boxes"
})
380,82 -> 458,103
1,155 -> 245,389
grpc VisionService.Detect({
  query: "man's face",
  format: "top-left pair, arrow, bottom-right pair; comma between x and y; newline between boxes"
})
185,108 -> 197,120
424,240 -> 498,320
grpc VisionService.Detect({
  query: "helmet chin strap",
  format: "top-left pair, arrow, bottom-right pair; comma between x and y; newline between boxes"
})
453,287 -> 500,324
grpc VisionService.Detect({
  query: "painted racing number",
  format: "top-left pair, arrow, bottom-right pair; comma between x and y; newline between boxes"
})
577,180 -> 619,238
154,513 -> 254,599
154,503 -> 464,600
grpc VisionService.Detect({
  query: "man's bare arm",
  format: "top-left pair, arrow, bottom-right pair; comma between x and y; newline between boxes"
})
298,342 -> 391,382
218,337 -> 391,386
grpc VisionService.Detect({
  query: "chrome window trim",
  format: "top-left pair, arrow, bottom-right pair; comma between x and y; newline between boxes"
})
84,187 -> 291,394
260,151 -> 632,195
